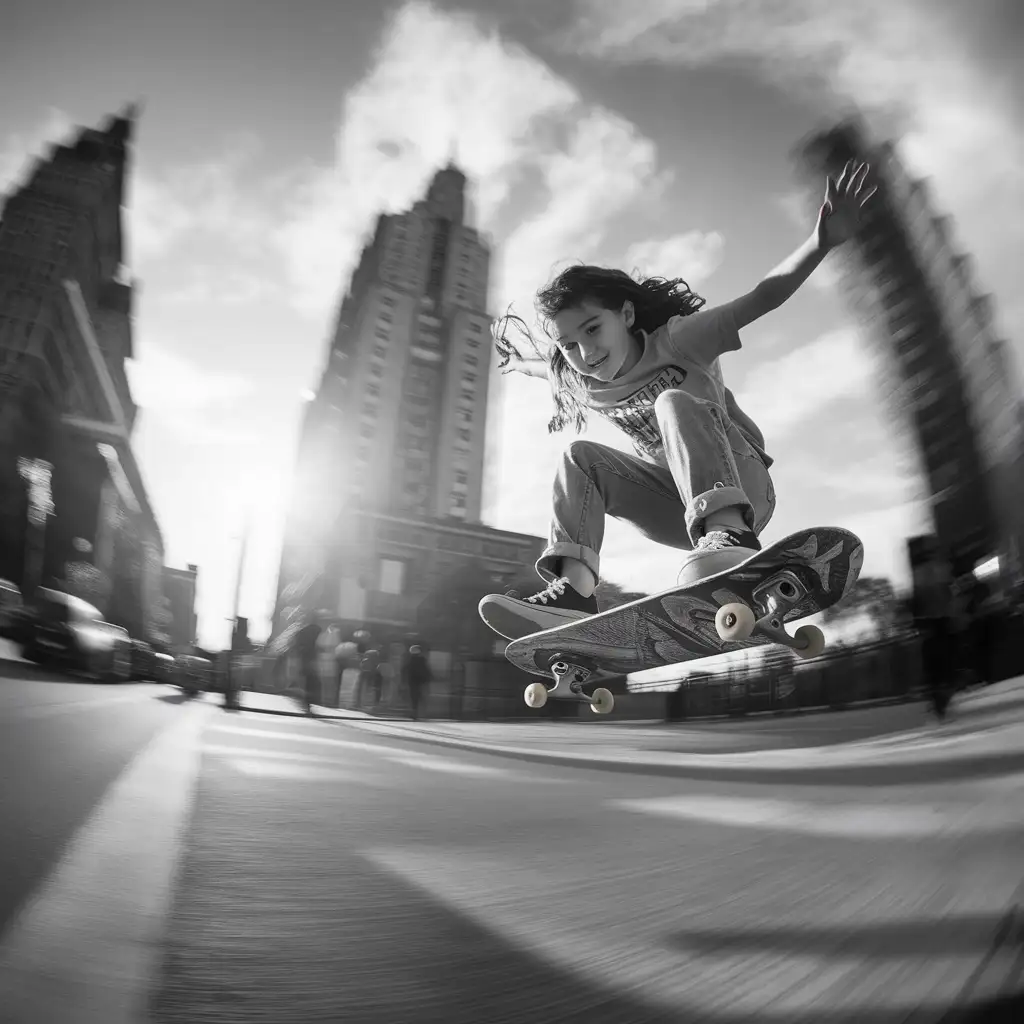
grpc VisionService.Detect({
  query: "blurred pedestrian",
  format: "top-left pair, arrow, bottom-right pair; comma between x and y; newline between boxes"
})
293,613 -> 322,715
402,645 -> 432,720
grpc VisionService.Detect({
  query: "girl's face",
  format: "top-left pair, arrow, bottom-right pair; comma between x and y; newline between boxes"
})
551,299 -> 640,382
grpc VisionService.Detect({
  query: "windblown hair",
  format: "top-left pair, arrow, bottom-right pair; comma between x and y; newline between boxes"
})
491,264 -> 706,433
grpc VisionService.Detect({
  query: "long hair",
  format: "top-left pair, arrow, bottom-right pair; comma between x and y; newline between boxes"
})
491,264 -> 706,433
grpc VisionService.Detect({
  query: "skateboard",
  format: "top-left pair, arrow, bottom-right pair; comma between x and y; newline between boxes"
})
502,526 -> 863,716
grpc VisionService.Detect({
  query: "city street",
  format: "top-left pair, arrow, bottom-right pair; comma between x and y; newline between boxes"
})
0,662 -> 1022,1022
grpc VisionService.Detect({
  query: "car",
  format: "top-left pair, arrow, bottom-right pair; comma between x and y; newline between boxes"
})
0,578 -> 25,640
22,588 -> 132,682
129,639 -> 157,680
152,652 -> 177,685
176,654 -> 213,695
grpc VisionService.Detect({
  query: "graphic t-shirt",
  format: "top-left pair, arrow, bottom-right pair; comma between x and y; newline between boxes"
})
583,306 -> 772,468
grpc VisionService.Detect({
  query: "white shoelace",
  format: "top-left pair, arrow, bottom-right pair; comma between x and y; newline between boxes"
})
523,576 -> 570,605
694,530 -> 742,552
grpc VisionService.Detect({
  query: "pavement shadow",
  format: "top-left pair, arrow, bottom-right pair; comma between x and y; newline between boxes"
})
155,692 -> 201,706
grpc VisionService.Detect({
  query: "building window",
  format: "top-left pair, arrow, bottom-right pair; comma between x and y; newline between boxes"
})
465,355 -> 478,366
375,329 -> 389,341
458,428 -> 471,441
378,558 -> 405,595
380,295 -> 395,307
373,345 -> 386,359
379,312 -> 392,323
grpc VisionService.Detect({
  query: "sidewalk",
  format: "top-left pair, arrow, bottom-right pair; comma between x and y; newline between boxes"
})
227,678 -> 1024,785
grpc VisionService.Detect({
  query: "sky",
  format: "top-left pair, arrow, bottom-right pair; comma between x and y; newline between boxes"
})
1,0 -> 1022,648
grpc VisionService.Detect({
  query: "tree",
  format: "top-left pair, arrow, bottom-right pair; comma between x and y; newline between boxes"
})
821,575 -> 899,631
595,579 -> 647,611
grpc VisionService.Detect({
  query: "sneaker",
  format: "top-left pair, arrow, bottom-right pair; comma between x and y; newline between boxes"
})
478,577 -> 599,640
676,529 -> 761,588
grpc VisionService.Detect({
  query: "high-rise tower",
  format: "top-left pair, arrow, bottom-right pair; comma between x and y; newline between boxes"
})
0,106 -> 165,635
794,117 -> 1024,581
272,166 -> 543,652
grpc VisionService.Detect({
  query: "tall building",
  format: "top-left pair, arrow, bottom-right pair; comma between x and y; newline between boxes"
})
794,116 -> 1024,580
272,165 -> 544,653
0,106 -> 166,637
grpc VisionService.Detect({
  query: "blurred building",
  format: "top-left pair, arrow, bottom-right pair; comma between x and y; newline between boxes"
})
794,116 -> 1024,582
272,164 -> 544,655
0,105 -> 166,639
162,563 -> 198,652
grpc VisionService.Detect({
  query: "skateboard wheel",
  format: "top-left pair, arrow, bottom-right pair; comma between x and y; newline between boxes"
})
590,687 -> 614,715
524,682 -> 549,708
793,624 -> 825,660
715,602 -> 755,642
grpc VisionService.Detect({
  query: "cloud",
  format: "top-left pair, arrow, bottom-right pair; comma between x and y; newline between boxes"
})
275,2 -> 666,323
126,132 -> 271,263
125,344 -> 257,444
624,230 -> 724,287
160,269 -> 281,307
562,0 -> 1024,350
0,108 -> 76,200
731,326 -> 875,439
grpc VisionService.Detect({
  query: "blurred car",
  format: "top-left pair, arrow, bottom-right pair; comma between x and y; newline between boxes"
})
152,652 -> 177,685
0,578 -> 25,640
129,639 -> 157,680
21,588 -> 132,682
176,654 -> 213,694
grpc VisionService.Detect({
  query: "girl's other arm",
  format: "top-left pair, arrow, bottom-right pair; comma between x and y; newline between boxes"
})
503,357 -> 550,380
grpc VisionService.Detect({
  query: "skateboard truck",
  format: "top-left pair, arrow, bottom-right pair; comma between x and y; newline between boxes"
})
523,656 -> 615,715
714,571 -> 826,659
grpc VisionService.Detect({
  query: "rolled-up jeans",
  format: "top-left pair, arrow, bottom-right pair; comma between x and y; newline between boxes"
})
536,389 -> 776,583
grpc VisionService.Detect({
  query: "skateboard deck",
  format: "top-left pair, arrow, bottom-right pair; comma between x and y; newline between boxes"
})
504,526 -> 864,681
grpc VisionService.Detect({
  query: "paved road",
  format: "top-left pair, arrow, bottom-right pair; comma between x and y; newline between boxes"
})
0,666 -> 1022,1022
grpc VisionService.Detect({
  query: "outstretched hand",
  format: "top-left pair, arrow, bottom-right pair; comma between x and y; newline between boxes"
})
816,160 -> 877,251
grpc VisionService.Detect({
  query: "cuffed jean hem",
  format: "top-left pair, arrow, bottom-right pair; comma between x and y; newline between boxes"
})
536,542 -> 601,585
684,483 -> 755,540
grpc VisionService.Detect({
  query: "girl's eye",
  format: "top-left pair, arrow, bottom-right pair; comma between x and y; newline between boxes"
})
586,325 -> 599,335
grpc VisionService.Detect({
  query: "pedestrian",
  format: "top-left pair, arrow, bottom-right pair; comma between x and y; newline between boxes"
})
357,647 -> 382,712
479,161 -> 876,641
402,645 -> 432,720
293,613 -> 322,715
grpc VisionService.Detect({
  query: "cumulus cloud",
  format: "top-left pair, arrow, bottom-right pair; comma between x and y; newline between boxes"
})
561,0 -> 1024,346
126,134 -> 269,264
731,326 -> 875,439
274,2 -> 667,325
624,230 -> 724,287
125,343 -> 256,444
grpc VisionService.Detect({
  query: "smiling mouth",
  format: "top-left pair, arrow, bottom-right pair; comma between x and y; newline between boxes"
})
587,355 -> 608,370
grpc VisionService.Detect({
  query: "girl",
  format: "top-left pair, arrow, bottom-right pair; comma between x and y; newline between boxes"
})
479,160 -> 876,641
